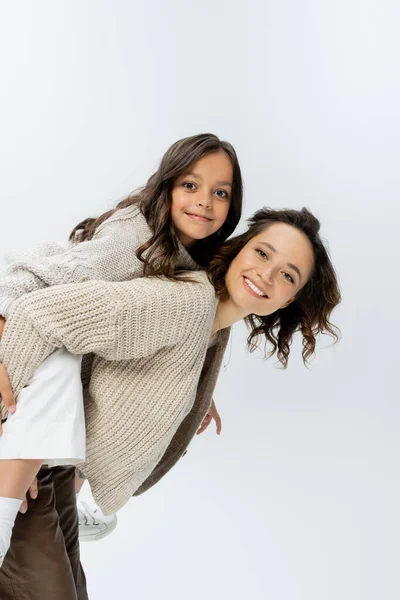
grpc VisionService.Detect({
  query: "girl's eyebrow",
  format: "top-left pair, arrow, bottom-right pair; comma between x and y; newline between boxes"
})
181,172 -> 232,187
216,180 -> 232,187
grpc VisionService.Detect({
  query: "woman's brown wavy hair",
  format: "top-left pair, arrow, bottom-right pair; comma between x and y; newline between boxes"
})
207,207 -> 341,367
69,133 -> 243,277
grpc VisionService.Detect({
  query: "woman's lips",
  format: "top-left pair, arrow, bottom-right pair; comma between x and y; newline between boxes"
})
242,276 -> 268,298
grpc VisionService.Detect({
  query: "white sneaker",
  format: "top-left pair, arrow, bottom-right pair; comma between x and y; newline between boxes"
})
78,499 -> 117,542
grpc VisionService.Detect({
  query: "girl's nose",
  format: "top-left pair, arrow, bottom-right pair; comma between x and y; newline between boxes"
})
196,193 -> 212,209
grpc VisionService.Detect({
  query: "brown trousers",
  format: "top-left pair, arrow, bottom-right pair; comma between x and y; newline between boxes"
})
0,466 -> 88,600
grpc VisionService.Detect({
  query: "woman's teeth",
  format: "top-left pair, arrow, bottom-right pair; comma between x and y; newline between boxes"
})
244,277 -> 266,297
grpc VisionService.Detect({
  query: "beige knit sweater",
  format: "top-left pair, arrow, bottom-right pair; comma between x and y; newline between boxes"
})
0,204 -> 198,318
0,275 -> 228,514
0,205 -> 229,513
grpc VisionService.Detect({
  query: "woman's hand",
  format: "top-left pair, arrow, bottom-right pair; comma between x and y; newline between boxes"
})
19,477 -> 39,514
196,399 -> 222,436
0,316 -> 16,435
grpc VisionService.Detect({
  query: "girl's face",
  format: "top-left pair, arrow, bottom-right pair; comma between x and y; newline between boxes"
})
225,222 -> 315,317
171,151 -> 233,247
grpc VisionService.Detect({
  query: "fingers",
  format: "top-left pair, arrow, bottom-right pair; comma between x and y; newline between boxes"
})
196,413 -> 212,435
18,477 -> 39,514
19,496 -> 28,514
28,477 -> 38,500
210,401 -> 222,435
214,411 -> 222,435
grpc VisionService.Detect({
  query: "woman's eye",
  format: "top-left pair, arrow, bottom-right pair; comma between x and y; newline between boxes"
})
215,189 -> 228,199
256,249 -> 268,259
284,272 -> 294,284
183,182 -> 196,190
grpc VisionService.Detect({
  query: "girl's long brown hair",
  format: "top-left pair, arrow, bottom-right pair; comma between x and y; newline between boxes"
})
208,207 -> 341,367
69,133 -> 243,277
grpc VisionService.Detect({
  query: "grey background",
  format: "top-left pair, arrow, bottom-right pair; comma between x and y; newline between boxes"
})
1,1 -> 399,598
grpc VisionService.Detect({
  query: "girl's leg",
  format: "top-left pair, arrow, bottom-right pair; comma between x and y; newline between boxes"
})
0,459 -> 42,567
75,473 -> 85,494
0,459 -> 42,500
0,347 -> 84,566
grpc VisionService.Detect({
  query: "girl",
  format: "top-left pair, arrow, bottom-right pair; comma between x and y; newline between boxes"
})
0,206 -> 341,572
0,131 -> 243,536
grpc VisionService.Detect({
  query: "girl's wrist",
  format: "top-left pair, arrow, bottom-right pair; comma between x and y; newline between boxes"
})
0,316 -> 5,340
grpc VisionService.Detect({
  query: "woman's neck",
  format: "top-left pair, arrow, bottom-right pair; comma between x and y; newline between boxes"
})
211,298 -> 249,337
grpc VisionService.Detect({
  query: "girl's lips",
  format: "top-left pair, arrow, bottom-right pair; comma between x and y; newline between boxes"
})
185,213 -> 212,222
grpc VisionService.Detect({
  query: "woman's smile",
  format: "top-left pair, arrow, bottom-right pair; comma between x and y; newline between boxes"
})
242,276 -> 269,298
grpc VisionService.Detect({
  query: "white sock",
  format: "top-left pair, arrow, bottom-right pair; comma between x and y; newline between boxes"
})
0,497 -> 21,568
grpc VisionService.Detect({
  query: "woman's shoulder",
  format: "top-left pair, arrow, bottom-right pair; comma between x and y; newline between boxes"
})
121,270 -> 214,298
115,271 -> 216,319
169,272 -> 217,316
182,270 -> 211,287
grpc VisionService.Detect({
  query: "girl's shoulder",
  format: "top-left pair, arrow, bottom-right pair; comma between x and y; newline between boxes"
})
96,204 -> 150,236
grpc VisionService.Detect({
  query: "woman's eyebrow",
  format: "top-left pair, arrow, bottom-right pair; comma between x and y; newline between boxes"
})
287,262 -> 301,280
259,243 -> 302,281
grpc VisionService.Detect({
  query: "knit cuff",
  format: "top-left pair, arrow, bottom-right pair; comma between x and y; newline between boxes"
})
0,296 -> 15,320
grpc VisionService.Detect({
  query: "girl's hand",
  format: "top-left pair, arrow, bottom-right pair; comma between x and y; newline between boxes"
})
196,399 -> 222,436
0,317 -> 16,435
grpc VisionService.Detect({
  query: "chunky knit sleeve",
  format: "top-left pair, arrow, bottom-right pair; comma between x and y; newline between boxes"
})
0,274 -> 214,403
0,206 -> 147,318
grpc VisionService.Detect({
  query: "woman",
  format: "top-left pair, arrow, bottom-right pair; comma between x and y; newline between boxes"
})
0,207 -> 340,597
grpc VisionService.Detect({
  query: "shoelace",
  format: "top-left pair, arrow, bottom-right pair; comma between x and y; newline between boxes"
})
79,500 -> 100,527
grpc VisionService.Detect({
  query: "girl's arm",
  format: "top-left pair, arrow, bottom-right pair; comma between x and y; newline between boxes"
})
0,274 -> 213,415
0,207 -> 146,318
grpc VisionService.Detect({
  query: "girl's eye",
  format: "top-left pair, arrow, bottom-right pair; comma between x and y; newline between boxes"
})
283,272 -> 294,284
182,182 -> 196,190
256,248 -> 268,259
215,189 -> 229,199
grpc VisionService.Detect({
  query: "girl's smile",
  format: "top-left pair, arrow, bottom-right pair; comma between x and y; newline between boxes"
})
184,212 -> 213,223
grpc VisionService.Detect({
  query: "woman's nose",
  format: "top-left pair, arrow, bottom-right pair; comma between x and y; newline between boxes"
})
259,265 -> 274,286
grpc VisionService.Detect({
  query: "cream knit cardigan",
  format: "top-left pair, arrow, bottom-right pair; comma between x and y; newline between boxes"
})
0,206 -> 230,514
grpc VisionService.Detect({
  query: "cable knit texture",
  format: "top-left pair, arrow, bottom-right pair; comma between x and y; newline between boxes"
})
0,205 -> 229,514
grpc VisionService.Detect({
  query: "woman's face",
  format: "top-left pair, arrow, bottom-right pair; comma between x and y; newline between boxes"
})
225,222 -> 315,317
